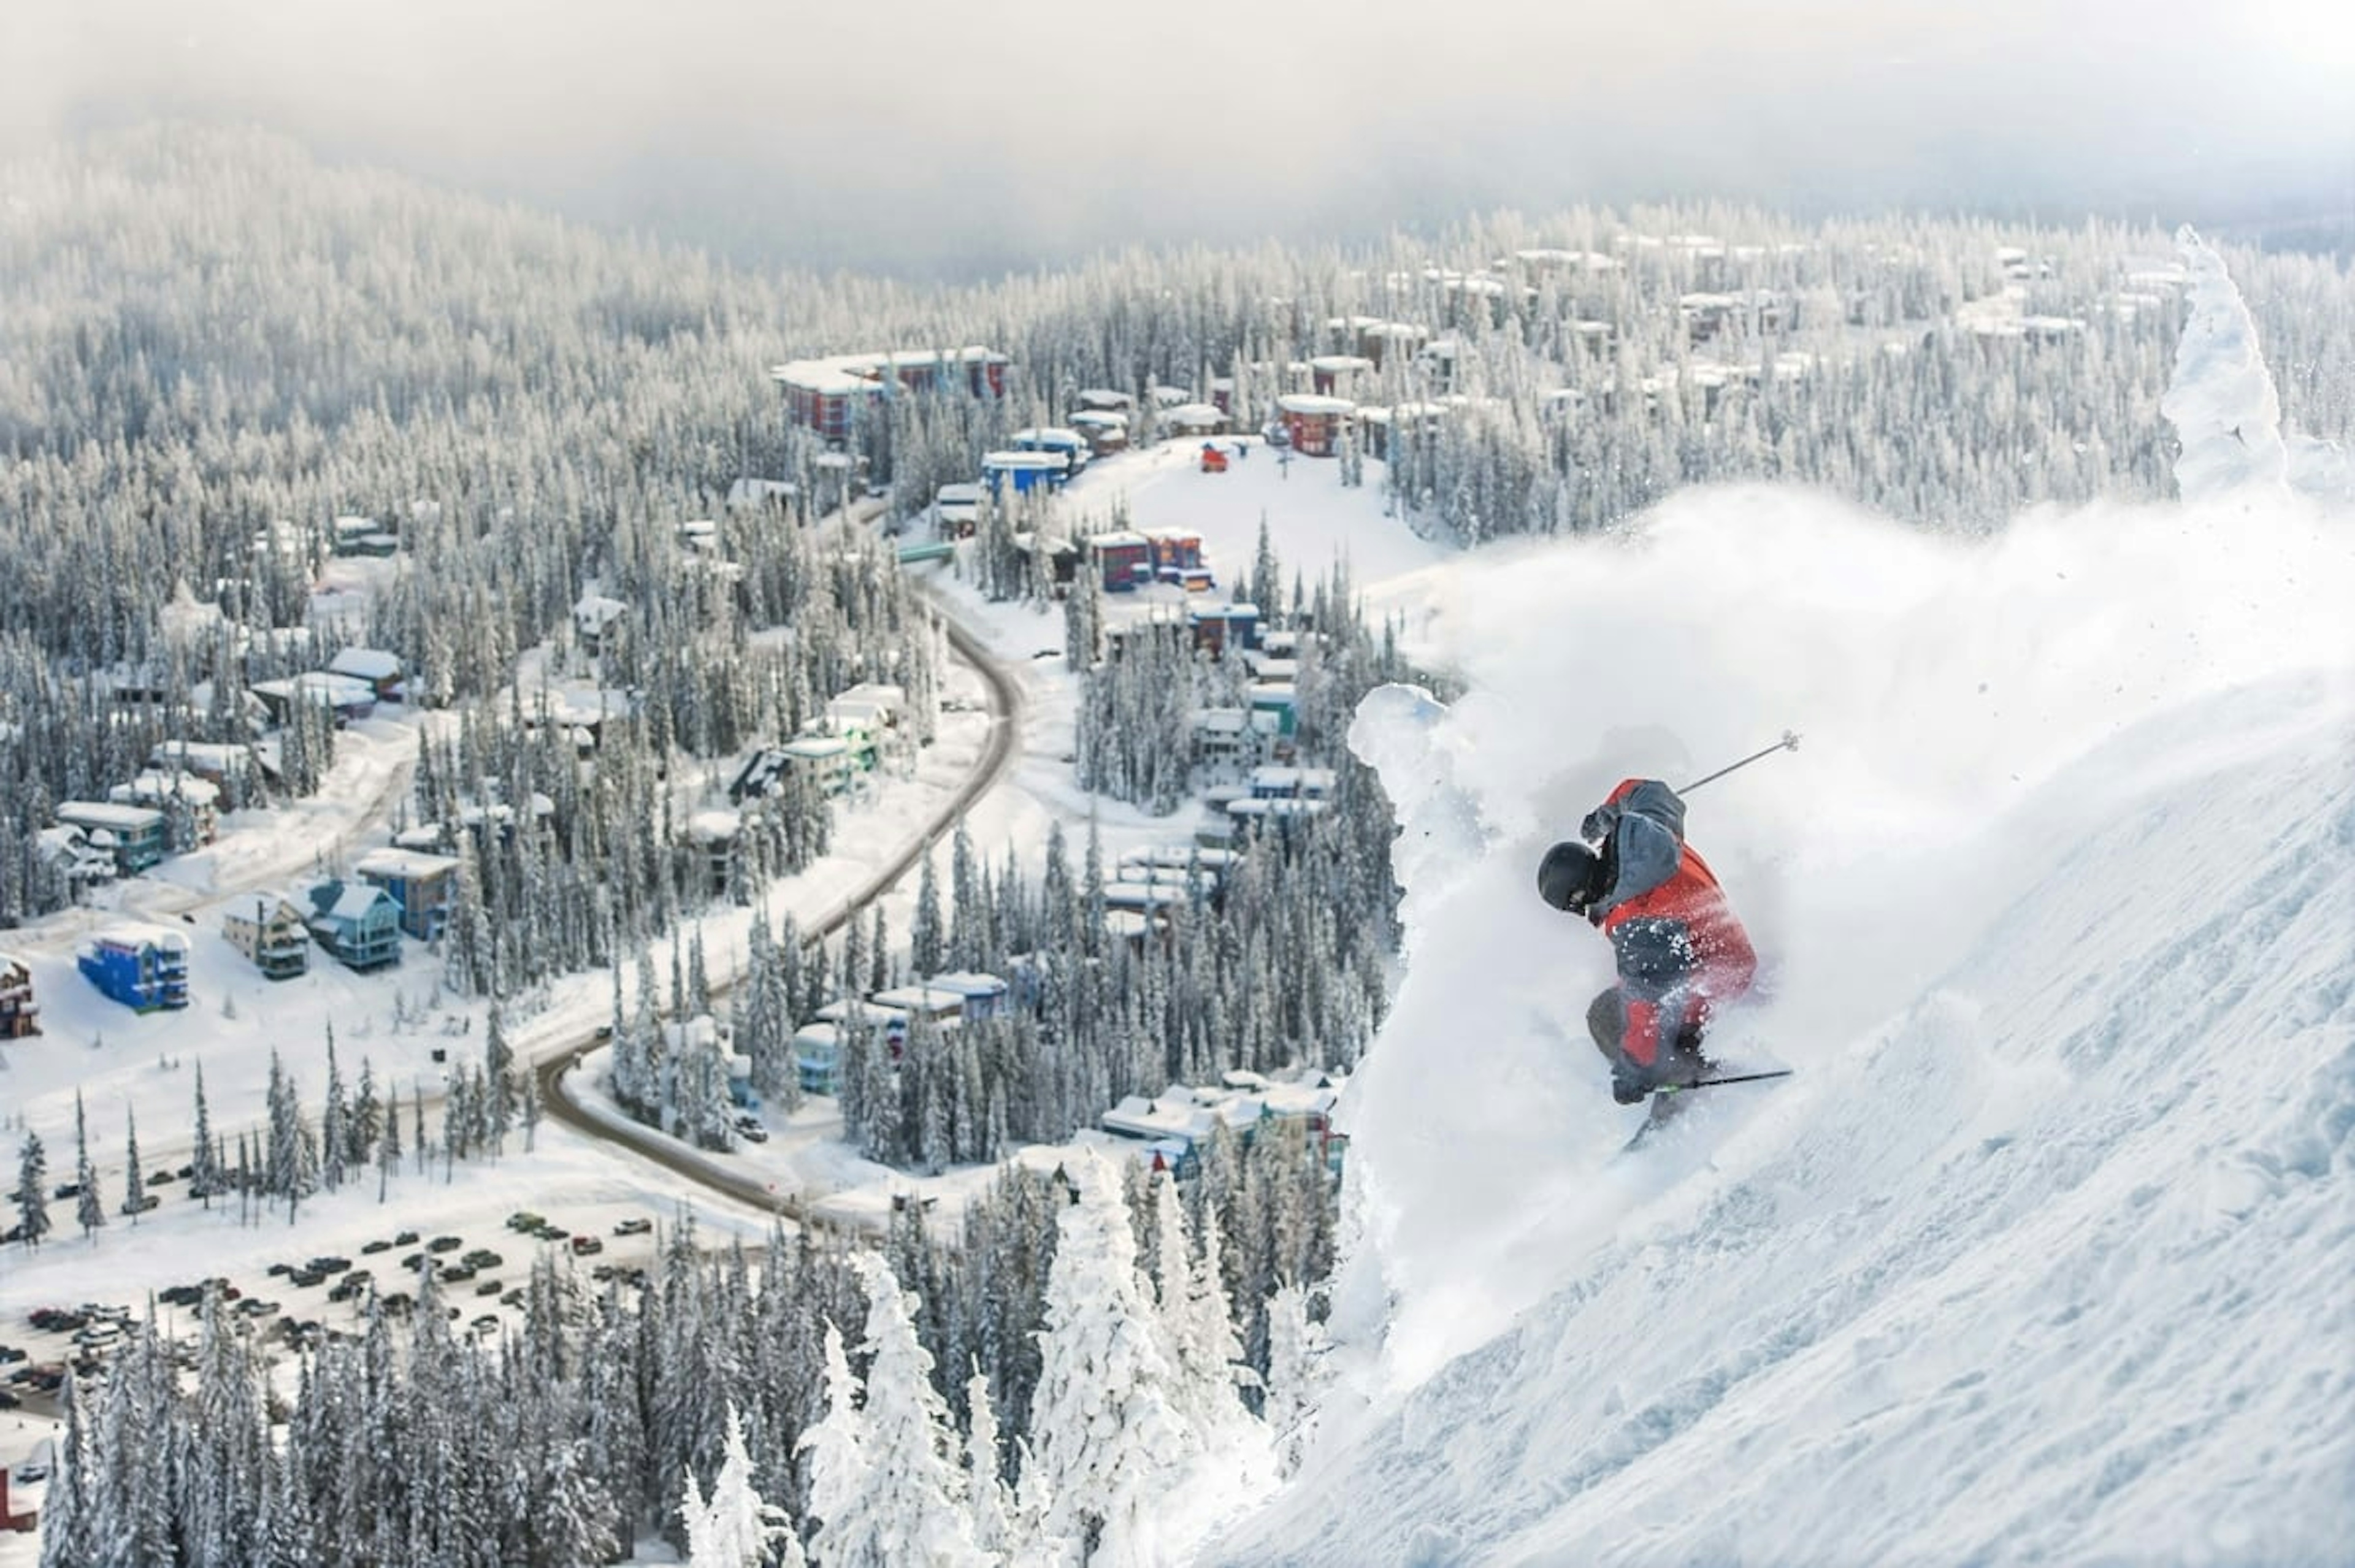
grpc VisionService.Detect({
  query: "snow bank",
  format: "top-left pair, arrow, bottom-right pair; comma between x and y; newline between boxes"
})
1209,480 -> 2354,1562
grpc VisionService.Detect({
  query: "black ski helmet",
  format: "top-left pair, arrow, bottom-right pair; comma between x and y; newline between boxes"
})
1537,840 -> 1606,914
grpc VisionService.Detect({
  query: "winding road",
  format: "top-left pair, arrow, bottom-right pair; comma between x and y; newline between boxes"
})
532,589 -> 1024,1228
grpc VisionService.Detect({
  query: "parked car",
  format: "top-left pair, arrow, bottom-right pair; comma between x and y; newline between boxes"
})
14,1460 -> 50,1483
462,1249 -> 504,1271
289,1271 -> 323,1289
505,1211 -> 545,1233
427,1235 -> 464,1254
393,1230 -> 419,1245
612,1217 -> 652,1237
440,1265 -> 476,1285
569,1236 -> 603,1256
475,1279 -> 503,1297
0,1388 -> 20,1410
469,1315 -> 501,1335
361,1239 -> 392,1255
147,1169 -> 178,1186
0,1344 -> 24,1364
308,1256 -> 351,1274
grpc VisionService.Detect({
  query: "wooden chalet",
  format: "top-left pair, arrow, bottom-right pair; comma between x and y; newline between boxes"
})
0,953 -> 39,1037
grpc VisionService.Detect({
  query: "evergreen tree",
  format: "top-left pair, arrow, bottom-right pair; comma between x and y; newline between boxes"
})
1261,1280 -> 1330,1478
848,1255 -> 988,1567
1029,1152 -> 1195,1565
679,1402 -> 801,1568
912,844 -> 945,981
120,1106 -> 145,1225
74,1091 -> 104,1241
12,1131 -> 50,1247
799,1323 -> 882,1568
190,1062 -> 221,1206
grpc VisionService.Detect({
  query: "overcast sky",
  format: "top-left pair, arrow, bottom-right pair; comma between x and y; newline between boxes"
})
6,0 -> 2350,275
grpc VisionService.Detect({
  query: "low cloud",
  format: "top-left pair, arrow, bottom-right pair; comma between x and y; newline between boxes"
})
7,0 -> 2350,273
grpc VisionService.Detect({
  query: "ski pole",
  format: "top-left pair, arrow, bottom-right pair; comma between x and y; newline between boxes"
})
1657,1069 -> 1794,1096
1677,731 -> 1801,795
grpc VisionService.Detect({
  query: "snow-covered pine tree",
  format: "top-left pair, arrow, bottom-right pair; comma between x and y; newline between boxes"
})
846,1253 -> 989,1567
121,1106 -> 144,1225
799,1322 -> 881,1568
1261,1279 -> 1331,1478
679,1402 -> 802,1568
1028,1152 -> 1197,1566
73,1090 -> 103,1240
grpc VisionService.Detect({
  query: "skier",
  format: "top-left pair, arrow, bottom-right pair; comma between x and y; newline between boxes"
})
1536,778 -> 1758,1106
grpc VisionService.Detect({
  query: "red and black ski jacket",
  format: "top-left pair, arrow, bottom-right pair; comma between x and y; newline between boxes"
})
1583,778 -> 1758,1069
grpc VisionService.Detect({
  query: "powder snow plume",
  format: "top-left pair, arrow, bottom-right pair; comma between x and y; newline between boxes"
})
1207,256 -> 2355,1564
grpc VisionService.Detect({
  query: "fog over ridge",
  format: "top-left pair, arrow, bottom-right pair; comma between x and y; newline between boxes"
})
6,0 -> 2351,274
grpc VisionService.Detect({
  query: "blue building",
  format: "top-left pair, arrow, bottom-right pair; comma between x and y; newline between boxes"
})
981,450 -> 1070,496
305,881 -> 402,971
353,848 -> 461,941
78,929 -> 190,1012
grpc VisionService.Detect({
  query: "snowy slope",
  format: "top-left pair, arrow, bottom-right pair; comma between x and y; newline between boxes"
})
1206,253 -> 2355,1562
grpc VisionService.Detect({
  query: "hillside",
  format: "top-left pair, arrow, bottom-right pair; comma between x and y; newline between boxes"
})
1206,244 -> 2355,1564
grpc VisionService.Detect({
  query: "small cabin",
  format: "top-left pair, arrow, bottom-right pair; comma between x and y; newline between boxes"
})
1146,530 -> 1204,578
55,802 -> 168,875
792,1022 -> 843,1095
0,953 -> 39,1038
689,810 -> 741,896
250,673 -> 377,727
353,848 -> 463,941
982,450 -> 1070,497
223,894 -> 310,980
1308,355 -> 1374,396
1088,532 -> 1155,593
1067,410 -> 1130,456
305,881 -> 402,972
326,648 -> 405,702
78,928 -> 191,1012
573,594 -> 630,654
1276,394 -> 1356,457
924,971 -> 1010,1023
1009,427 -> 1091,476
932,482 -> 984,538
1186,601 -> 1260,657
1192,706 -> 1255,769
107,773 -> 221,847
1160,402 -> 1229,438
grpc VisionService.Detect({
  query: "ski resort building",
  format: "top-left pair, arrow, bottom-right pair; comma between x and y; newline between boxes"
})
305,881 -> 402,971
78,928 -> 190,1012
1277,393 -> 1357,456
326,647 -> 405,701
981,449 -> 1070,497
771,347 -> 1009,443
108,772 -> 221,846
353,848 -> 463,941
1008,427 -> 1091,476
1186,600 -> 1260,656
0,954 -> 39,1038
1089,532 -> 1154,592
54,801 -> 169,875
792,1022 -> 843,1095
223,894 -> 310,980
924,971 -> 1010,1022
781,735 -> 855,795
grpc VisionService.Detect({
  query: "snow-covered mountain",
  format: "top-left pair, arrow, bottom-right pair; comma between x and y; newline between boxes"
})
1206,240 -> 2355,1564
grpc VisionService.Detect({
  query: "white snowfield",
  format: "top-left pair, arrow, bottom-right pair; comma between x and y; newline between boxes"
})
1208,248 -> 2355,1563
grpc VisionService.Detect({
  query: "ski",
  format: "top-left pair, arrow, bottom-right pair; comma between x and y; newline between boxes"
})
1622,1069 -> 1794,1152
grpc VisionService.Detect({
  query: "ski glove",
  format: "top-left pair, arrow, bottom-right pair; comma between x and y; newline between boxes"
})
1612,1070 -> 1652,1106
